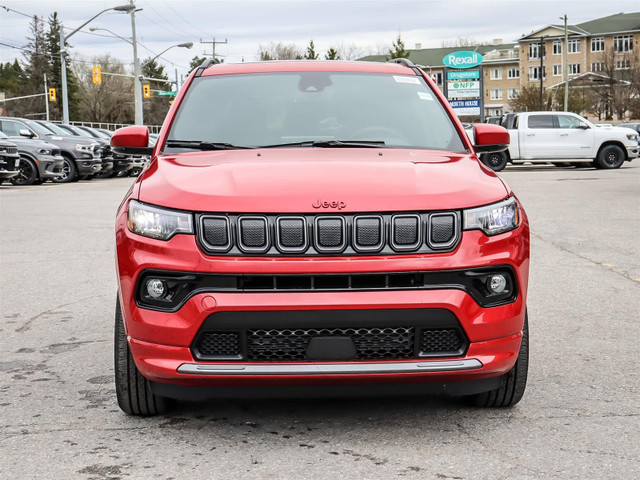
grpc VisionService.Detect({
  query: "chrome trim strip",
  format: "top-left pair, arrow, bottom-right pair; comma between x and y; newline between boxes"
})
313,216 -> 347,253
390,214 -> 422,251
426,212 -> 460,250
177,359 -> 482,375
237,216 -> 270,253
352,215 -> 385,252
275,216 -> 309,253
198,215 -> 232,253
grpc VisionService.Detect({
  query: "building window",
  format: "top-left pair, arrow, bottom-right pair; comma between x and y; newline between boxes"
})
568,63 -> 580,75
616,59 -> 631,70
552,40 -> 562,55
591,62 -> 604,72
430,72 -> 443,85
568,39 -> 580,53
507,67 -> 519,79
553,64 -> 562,76
528,66 -> 545,81
490,89 -> 503,100
507,88 -> 520,100
591,37 -> 605,52
490,68 -> 502,80
529,43 -> 540,59
613,35 -> 633,53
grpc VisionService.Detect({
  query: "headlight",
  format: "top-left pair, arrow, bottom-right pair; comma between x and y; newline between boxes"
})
75,144 -> 93,153
626,133 -> 638,141
463,197 -> 519,236
127,200 -> 193,240
38,148 -> 52,155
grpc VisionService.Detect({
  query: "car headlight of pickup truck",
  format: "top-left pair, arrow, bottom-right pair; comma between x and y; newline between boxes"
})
127,200 -> 193,240
463,196 -> 519,236
626,133 -> 639,141
75,144 -> 94,153
38,148 -> 52,155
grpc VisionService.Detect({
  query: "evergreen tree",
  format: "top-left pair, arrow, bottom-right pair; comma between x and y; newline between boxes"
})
325,48 -> 340,60
0,60 -> 24,94
46,12 -> 80,120
305,40 -> 319,60
189,55 -> 206,70
388,34 -> 410,60
141,57 -> 171,125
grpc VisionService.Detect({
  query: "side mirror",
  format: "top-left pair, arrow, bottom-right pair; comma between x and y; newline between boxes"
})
472,124 -> 510,153
19,128 -> 35,138
111,126 -> 153,155
579,122 -> 590,130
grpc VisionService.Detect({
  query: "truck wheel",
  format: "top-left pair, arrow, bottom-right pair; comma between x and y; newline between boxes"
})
52,155 -> 77,183
114,295 -> 169,416
480,152 -> 508,172
10,157 -> 38,186
466,312 -> 529,408
595,145 -> 625,169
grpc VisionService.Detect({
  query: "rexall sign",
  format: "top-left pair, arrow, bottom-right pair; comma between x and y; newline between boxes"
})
443,51 -> 483,69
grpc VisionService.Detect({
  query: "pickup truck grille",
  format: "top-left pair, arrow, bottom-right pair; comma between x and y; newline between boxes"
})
197,211 -> 460,256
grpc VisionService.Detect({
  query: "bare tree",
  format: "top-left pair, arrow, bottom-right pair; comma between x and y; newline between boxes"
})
589,46 -> 639,120
71,54 -> 134,124
440,37 -> 480,48
257,42 -> 303,61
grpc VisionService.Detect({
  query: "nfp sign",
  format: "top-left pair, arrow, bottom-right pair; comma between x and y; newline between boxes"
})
442,51 -> 483,69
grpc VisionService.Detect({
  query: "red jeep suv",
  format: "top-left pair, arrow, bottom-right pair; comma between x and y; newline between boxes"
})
112,59 -> 529,415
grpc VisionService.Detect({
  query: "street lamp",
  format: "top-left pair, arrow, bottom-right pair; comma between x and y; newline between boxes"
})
148,43 -> 194,63
89,27 -> 133,45
59,4 -> 135,123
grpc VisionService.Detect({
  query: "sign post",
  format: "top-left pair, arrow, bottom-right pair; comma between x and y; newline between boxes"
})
442,51 -> 484,121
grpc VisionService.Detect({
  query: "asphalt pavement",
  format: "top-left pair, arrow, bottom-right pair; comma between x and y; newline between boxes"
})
1,163 -> 639,479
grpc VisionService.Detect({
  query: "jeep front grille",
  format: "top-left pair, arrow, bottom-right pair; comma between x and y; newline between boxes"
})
197,211 -> 460,256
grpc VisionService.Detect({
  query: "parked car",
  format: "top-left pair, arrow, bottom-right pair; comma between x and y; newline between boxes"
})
0,130 -> 64,185
485,116 -> 501,125
111,59 -> 529,415
37,122 -> 113,179
67,125 -> 139,177
0,136 -> 20,183
618,122 -> 640,134
0,117 -> 101,182
478,111 -> 639,171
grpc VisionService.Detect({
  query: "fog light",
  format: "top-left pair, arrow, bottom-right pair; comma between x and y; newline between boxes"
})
487,274 -> 507,294
146,279 -> 166,299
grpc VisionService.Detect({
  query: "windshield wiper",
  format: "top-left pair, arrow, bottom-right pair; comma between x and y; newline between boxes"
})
258,140 -> 386,149
165,140 -> 252,150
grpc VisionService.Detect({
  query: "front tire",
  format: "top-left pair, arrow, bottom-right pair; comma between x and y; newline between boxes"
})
52,155 -> 77,183
595,145 -> 625,169
114,296 -> 169,416
10,157 -> 39,186
480,152 -> 508,172
466,312 -> 529,408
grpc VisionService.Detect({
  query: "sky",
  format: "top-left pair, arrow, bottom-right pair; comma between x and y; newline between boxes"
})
1,0 -> 638,81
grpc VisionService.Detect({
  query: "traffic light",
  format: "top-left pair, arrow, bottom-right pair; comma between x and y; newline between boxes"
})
48,88 -> 56,102
92,65 -> 102,84
143,84 -> 151,98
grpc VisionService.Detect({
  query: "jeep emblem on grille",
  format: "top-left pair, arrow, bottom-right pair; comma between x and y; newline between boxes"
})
312,199 -> 347,210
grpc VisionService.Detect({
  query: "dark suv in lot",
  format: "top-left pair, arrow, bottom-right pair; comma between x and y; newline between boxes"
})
112,59 -> 529,415
0,117 -> 101,182
0,130 -> 64,185
0,136 -> 20,182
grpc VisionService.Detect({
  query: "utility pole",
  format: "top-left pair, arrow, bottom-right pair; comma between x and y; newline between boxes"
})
130,0 -> 143,125
60,28 -> 69,123
200,37 -> 227,62
563,14 -> 569,111
539,36 -> 545,110
44,73 -> 50,121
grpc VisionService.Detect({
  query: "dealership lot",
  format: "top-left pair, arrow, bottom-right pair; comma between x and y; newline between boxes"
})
1,164 -> 639,479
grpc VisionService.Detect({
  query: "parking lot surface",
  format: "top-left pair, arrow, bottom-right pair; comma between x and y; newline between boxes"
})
1,164 -> 639,479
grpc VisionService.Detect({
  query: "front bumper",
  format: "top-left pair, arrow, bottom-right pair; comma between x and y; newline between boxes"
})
37,155 -> 65,179
625,143 -> 639,160
116,203 -> 530,391
0,156 -> 20,178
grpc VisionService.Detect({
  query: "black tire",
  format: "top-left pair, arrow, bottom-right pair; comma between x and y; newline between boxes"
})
466,312 -> 529,408
129,168 -> 142,177
10,157 -> 39,186
114,295 -> 169,416
78,174 -> 94,181
52,155 -> 77,183
595,145 -> 625,169
480,152 -> 508,172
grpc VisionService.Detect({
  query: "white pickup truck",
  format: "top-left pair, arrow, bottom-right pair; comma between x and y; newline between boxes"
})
477,111 -> 640,171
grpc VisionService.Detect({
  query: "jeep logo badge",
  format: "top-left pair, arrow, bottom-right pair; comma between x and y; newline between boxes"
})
312,199 -> 347,210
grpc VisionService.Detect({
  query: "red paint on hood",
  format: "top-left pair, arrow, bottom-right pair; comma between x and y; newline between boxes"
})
138,148 -> 507,213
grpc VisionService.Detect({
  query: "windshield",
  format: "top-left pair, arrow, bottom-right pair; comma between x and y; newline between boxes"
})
166,72 -> 466,152
43,122 -> 70,136
24,120 -> 56,137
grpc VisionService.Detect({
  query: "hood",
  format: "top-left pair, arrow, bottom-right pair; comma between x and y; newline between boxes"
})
138,148 -> 508,213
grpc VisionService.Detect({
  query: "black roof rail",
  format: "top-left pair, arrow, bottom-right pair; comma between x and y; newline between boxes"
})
195,57 -> 221,76
387,57 -> 422,75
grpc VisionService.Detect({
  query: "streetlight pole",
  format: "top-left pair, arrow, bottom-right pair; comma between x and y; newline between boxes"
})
59,4 -> 135,124
129,0 -> 143,125
563,14 -> 569,111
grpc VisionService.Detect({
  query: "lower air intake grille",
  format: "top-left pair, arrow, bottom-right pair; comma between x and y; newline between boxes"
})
247,327 -> 415,361
420,329 -> 463,355
196,331 -> 241,357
